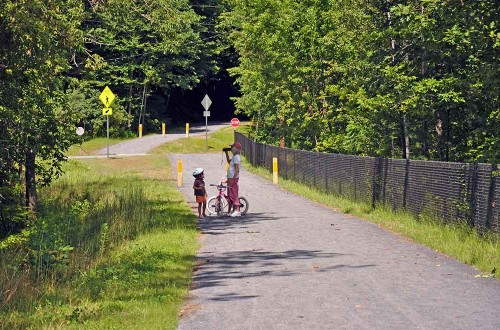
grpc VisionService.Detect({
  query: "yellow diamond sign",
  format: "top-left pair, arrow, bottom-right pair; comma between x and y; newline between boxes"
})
99,86 -> 115,108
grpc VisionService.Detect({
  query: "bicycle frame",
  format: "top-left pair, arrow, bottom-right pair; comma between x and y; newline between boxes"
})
209,184 -> 227,217
207,183 -> 249,217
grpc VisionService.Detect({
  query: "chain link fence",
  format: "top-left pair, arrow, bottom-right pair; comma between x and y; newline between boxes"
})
235,132 -> 500,234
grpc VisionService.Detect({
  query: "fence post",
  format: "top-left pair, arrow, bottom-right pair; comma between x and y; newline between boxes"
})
485,164 -> 498,231
284,148 -> 287,180
293,149 -> 296,181
314,154 -> 317,187
252,141 -> 256,166
466,163 -> 479,227
372,157 -> 382,209
403,159 -> 410,210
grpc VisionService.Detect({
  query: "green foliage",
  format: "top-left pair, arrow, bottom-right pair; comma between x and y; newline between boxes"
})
80,0 -> 218,131
0,0 -> 85,233
223,0 -> 500,162
1,0 -> 223,237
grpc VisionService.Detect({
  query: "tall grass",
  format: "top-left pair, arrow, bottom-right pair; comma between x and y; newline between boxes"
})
1,156 -> 198,328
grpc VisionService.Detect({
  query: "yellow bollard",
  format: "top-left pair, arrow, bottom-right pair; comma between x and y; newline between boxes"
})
273,157 -> 278,185
186,123 -> 189,138
139,124 -> 143,138
162,122 -> 166,137
177,159 -> 183,187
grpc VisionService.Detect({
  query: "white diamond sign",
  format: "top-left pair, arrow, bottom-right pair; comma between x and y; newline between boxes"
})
201,94 -> 212,111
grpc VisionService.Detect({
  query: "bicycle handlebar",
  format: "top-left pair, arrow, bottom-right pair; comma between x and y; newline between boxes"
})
210,183 -> 227,189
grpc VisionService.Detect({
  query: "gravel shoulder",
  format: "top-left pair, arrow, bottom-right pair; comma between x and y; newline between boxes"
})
172,152 -> 500,330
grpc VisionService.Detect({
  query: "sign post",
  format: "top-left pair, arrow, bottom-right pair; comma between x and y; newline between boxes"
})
76,127 -> 85,155
99,86 -> 116,159
201,94 -> 212,148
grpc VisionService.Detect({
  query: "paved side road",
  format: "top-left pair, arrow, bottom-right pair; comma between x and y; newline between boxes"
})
172,153 -> 500,330
92,123 -> 229,156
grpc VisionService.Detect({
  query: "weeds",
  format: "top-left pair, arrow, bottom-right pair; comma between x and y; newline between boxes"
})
0,156 -> 198,329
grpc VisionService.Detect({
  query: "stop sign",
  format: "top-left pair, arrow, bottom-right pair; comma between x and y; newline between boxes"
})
230,118 -> 240,128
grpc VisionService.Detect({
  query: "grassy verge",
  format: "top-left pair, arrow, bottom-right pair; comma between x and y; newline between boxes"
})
66,137 -> 127,156
246,162 -> 500,279
151,126 -> 246,154
1,154 -> 199,329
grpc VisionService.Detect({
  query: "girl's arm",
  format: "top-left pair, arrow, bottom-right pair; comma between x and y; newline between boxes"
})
224,150 -> 231,163
234,163 -> 240,178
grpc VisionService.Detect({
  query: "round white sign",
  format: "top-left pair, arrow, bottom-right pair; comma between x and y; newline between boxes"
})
76,127 -> 85,136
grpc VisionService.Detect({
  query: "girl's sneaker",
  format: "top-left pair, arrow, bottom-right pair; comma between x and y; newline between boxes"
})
230,211 -> 241,217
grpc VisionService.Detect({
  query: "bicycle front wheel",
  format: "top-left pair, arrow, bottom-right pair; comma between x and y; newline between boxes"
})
207,196 -> 228,216
207,196 -> 219,215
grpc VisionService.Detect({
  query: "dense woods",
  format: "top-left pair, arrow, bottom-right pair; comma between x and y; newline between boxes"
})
1,0 -> 500,237
224,0 -> 500,163
0,0 -> 225,237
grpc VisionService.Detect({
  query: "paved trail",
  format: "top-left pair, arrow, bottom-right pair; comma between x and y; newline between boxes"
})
172,153 -> 500,330
71,123 -> 228,158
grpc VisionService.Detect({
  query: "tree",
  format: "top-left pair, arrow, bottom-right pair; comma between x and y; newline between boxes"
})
0,0 -> 84,235
223,0 -> 500,163
78,0 -> 218,133
223,0 -> 375,151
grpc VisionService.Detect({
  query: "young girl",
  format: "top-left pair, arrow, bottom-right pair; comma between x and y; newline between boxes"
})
224,142 -> 242,217
192,168 -> 207,218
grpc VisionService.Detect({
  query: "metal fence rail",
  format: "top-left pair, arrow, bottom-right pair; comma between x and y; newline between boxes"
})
236,132 -> 500,233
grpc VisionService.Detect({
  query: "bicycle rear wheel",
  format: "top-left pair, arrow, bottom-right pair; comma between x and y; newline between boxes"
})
238,196 -> 249,215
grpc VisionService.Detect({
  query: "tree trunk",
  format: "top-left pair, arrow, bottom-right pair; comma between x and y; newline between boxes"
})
25,149 -> 36,212
402,113 -> 410,159
435,109 -> 445,161
386,1 -> 405,158
446,109 -> 450,161
279,115 -> 285,148
419,5 -> 428,160
127,85 -> 133,128
18,165 -> 24,207
421,119 -> 429,158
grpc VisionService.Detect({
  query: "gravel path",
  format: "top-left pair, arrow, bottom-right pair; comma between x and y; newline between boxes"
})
172,152 -> 500,330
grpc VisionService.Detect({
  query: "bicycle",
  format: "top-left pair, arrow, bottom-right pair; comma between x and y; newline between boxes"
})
207,182 -> 249,217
